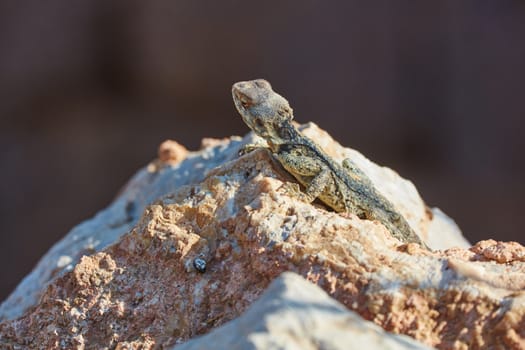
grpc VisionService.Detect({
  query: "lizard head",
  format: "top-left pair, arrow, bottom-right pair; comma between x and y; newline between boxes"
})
232,79 -> 294,146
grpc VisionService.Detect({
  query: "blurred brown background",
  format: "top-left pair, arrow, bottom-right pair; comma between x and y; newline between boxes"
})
1,1 -> 524,301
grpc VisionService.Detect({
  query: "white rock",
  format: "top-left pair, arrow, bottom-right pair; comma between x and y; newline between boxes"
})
0,125 -> 468,321
174,272 -> 435,350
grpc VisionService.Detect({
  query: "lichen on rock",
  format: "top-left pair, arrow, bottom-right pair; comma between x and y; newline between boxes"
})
1,124 -> 523,349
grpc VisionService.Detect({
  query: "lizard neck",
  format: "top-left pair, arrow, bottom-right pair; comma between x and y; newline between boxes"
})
267,121 -> 303,152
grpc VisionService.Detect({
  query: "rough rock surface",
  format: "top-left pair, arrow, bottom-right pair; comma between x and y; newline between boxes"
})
175,272 -> 434,350
0,135 -> 240,321
2,124 -> 521,349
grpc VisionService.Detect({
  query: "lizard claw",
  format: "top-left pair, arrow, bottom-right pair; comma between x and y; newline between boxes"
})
339,211 -> 354,219
281,182 -> 314,203
238,143 -> 261,156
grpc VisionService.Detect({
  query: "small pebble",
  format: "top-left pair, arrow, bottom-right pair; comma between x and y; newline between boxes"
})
193,258 -> 207,273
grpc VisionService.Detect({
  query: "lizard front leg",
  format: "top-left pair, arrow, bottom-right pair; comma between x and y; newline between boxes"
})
275,151 -> 331,203
238,139 -> 269,156
303,166 -> 332,201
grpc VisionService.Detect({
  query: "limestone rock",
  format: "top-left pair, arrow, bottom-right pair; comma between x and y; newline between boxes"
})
0,135 -> 242,321
2,124 -> 520,349
174,272 -> 434,350
158,139 -> 188,165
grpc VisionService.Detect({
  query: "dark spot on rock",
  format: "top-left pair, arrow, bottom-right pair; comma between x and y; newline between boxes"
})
425,206 -> 434,220
125,201 -> 136,222
193,258 -> 207,273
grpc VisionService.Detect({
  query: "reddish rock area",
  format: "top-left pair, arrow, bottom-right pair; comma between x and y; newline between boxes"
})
0,125 -> 523,349
176,272 -> 434,350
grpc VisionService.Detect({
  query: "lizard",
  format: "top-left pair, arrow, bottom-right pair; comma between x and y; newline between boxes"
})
231,79 -> 428,248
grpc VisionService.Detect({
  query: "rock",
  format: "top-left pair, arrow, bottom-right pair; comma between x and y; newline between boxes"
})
174,272 -> 434,350
3,123 -> 520,349
157,139 -> 188,165
0,135 -> 242,321
425,208 -> 469,250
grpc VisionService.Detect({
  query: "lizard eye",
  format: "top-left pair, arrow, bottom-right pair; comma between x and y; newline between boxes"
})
254,119 -> 264,129
239,94 -> 252,108
234,89 -> 253,109
241,99 -> 250,108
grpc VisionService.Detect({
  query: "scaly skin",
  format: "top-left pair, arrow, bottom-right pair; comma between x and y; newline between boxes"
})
232,79 -> 428,248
